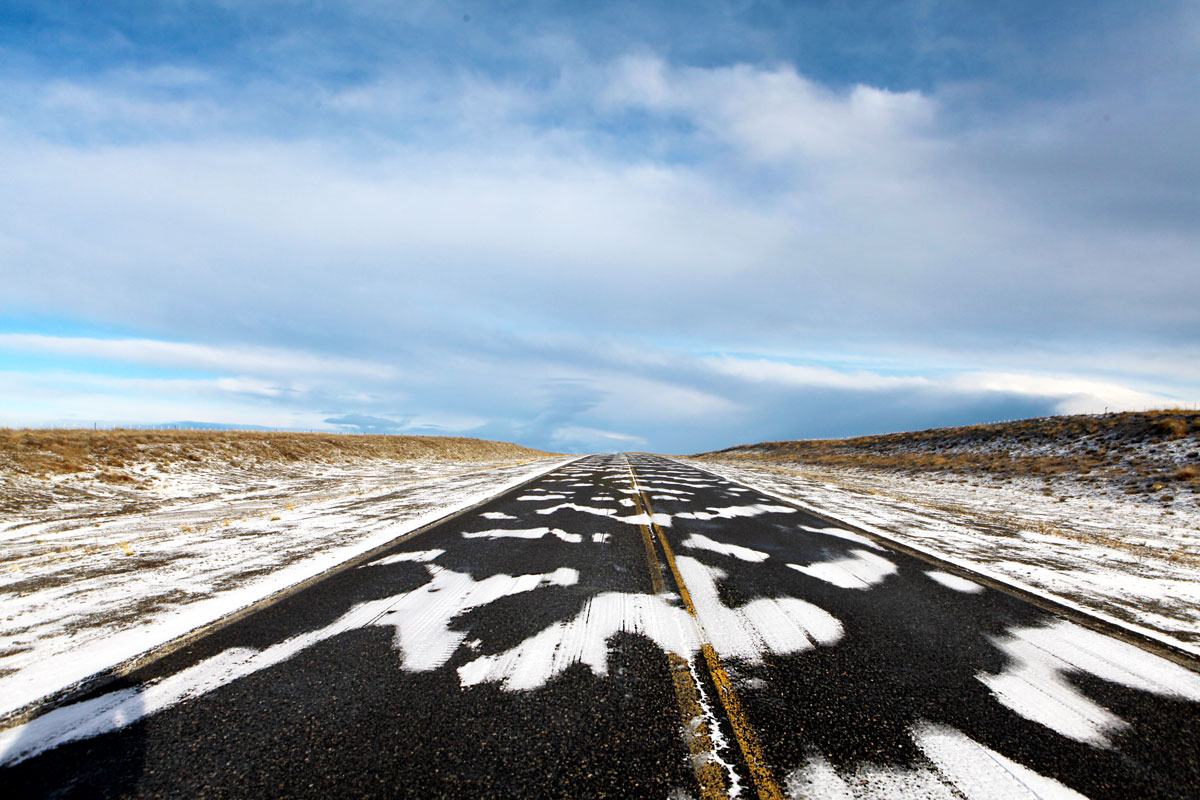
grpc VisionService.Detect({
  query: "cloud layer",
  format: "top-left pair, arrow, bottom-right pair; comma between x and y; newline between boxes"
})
1,2 -> 1197,451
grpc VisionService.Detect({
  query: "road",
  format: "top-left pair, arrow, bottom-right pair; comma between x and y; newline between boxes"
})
3,454 -> 1199,799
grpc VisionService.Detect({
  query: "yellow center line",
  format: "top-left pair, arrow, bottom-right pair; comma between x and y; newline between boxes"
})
638,516 -> 667,595
666,651 -> 729,800
626,461 -> 726,799
627,458 -> 786,800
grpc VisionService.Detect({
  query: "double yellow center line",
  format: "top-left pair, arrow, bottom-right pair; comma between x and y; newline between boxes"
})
625,458 -> 785,800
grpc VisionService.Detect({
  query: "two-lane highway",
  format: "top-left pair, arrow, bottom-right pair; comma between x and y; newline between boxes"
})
3,455 -> 1198,798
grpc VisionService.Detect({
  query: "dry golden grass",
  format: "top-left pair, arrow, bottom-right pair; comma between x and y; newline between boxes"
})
1156,417 -> 1190,438
695,410 -> 1200,499
0,428 -> 556,477
1176,465 -> 1200,481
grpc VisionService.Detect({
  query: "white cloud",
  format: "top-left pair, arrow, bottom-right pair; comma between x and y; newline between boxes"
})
705,356 -> 930,392
3,53 -> 1197,354
586,373 -> 742,422
606,56 -> 936,163
948,372 -> 1177,415
39,81 -> 221,131
212,377 -> 287,397
0,335 -> 394,380
0,371 -> 325,429
550,426 -> 647,451
698,354 -> 1189,416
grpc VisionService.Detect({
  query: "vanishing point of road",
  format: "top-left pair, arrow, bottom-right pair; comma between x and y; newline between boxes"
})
3,455 -> 1199,799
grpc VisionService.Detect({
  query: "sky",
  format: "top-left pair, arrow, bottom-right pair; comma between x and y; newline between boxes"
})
1,1 -> 1198,454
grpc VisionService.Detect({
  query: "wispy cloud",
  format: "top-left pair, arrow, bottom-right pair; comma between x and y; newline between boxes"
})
705,356 -> 930,393
0,335 -> 393,379
605,56 -> 937,162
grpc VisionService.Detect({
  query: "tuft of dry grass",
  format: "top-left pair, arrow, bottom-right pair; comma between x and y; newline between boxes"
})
1175,464 -> 1199,482
1156,417 -> 1190,438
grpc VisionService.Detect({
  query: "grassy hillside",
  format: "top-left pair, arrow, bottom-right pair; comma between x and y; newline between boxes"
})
697,410 -> 1200,500
1,428 -> 554,481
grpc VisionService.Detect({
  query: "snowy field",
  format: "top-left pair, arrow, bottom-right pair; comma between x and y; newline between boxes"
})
0,455 -> 571,721
687,458 -> 1200,654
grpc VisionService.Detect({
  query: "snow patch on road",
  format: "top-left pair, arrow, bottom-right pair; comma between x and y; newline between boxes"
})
480,511 -> 517,520
913,722 -> 1089,799
0,563 -> 579,765
977,619 -> 1200,747
463,528 -> 583,544
786,750 -> 957,800
784,722 -> 1089,799
535,502 -> 616,517
676,504 -> 795,521
677,556 -> 843,663
618,511 -> 674,528
682,534 -> 769,563
455,556 -> 842,692
802,526 -> 885,551
368,549 -> 445,566
457,593 -> 699,691
925,570 -> 984,594
788,550 -> 898,590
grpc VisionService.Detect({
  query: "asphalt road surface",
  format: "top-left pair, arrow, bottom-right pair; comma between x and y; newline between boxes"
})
3,454 -> 1199,799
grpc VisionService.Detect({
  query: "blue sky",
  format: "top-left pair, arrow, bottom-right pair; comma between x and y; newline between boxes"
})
2,1 -> 1198,453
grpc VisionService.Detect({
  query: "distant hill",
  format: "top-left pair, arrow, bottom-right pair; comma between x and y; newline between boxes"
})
1,428 -> 556,482
152,421 -> 278,431
697,410 -> 1199,499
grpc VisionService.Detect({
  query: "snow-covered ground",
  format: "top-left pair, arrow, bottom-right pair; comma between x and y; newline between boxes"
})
0,455 -> 571,721
686,458 -> 1200,654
